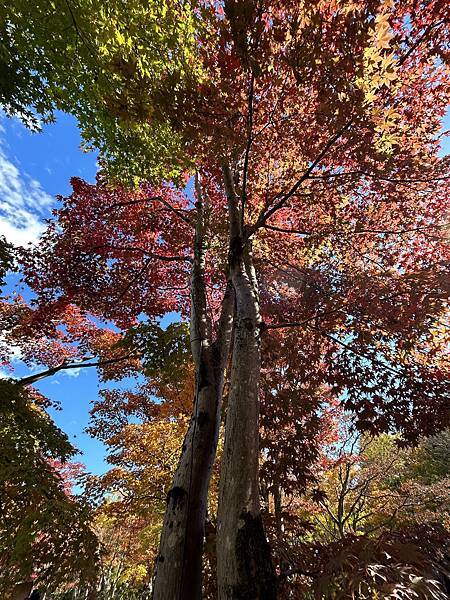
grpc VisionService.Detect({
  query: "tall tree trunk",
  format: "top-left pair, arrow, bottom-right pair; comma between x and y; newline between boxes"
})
152,175 -> 234,600
216,164 -> 276,600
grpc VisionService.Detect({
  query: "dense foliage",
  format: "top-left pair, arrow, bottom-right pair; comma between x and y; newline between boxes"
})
0,382 -> 98,596
1,0 -> 449,598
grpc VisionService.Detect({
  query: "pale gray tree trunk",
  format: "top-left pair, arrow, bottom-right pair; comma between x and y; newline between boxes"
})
152,175 -> 234,600
216,164 -> 276,599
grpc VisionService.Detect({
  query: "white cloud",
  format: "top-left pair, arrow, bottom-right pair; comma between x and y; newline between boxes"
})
0,132 -> 53,247
65,368 -> 81,378
0,332 -> 23,362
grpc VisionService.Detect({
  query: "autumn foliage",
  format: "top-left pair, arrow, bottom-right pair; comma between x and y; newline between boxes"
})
1,0 -> 450,598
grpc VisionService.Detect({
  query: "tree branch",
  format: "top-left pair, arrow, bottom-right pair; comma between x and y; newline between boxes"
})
308,170 -> 450,185
310,326 -> 403,377
263,221 -> 450,238
17,352 -> 136,387
87,243 -> 193,263
250,121 -> 353,235
102,195 -> 194,227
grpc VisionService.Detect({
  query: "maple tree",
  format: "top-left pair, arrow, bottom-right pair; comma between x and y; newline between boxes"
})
18,174 -> 236,598
2,0 -> 450,598
268,426 -> 450,599
295,428 -> 449,542
0,0 -> 202,181
85,365 -> 194,597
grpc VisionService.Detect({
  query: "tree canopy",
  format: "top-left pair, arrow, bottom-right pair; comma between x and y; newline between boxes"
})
1,0 -> 202,181
1,0 -> 449,598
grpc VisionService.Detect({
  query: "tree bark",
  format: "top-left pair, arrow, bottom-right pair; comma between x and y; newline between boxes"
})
10,581 -> 33,600
152,175 -> 234,600
216,164 -> 276,600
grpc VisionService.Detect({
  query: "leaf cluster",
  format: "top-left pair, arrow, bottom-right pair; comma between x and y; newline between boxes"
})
1,0 -> 202,182
0,381 -> 99,594
122,321 -> 191,383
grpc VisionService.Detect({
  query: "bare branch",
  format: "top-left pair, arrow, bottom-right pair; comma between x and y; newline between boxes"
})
17,352 -> 137,387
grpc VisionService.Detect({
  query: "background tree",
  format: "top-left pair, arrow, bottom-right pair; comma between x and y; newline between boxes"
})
298,430 -> 449,542
0,382 -> 98,598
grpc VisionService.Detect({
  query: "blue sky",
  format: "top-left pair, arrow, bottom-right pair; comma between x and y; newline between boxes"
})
0,112 -> 110,475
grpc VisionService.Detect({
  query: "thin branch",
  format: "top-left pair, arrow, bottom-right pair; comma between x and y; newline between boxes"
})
158,196 -> 194,227
102,195 -> 194,227
63,0 -> 98,61
116,258 -> 152,302
101,196 -> 163,213
264,221 -> 449,239
311,326 -> 402,377
308,170 -> 450,185
397,20 -> 445,67
87,244 -> 193,263
17,352 -> 136,387
263,308 -> 342,331
247,18 -> 446,238
342,222 -> 450,236
250,120 -> 352,235
251,74 -> 289,144
263,224 -> 311,235
318,499 -> 340,527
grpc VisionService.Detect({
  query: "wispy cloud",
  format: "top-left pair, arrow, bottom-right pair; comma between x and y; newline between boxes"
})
0,125 -> 53,247
65,368 -> 81,378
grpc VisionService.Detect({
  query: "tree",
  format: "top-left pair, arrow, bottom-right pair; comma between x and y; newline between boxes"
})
297,430 -> 449,543
0,0 -> 202,182
0,382 -> 98,598
4,0 -> 450,597
20,175 -> 235,598
273,428 -> 450,599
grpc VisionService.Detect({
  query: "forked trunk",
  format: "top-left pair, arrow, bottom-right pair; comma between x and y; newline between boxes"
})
152,176 -> 233,600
